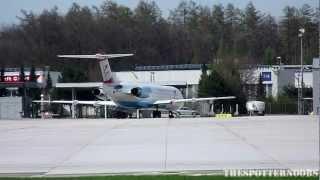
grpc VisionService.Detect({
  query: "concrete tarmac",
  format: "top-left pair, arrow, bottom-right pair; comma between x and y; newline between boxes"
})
0,115 -> 318,176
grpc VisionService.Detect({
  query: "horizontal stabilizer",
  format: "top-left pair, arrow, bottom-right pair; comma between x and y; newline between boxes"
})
58,54 -> 134,60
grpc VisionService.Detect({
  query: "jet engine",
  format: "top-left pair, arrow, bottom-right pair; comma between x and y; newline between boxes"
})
131,87 -> 150,98
92,88 -> 104,96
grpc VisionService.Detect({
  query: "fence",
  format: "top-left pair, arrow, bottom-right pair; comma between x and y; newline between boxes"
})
0,97 -> 22,119
265,101 -> 313,114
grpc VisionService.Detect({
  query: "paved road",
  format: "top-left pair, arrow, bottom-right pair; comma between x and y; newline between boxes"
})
0,115 -> 318,176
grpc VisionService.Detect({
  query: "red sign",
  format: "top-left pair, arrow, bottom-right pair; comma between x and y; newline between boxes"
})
1,75 -> 40,83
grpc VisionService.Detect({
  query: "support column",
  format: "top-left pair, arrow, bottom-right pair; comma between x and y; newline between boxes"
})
104,105 -> 107,119
136,109 -> 140,119
40,94 -> 44,119
210,101 -> 215,116
72,101 -> 77,119
71,88 -> 77,119
234,104 -> 239,116
185,83 -> 188,98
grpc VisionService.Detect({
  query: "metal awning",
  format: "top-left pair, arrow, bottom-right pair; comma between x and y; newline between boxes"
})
55,82 -> 103,88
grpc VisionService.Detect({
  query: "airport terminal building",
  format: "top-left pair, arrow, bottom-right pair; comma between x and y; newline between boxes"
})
0,67 -> 61,119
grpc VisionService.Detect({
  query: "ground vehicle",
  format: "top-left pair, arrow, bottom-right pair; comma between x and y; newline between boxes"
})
176,107 -> 199,117
246,101 -> 265,116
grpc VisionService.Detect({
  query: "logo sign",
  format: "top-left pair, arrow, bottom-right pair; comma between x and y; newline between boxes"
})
261,72 -> 271,81
2,75 -> 40,83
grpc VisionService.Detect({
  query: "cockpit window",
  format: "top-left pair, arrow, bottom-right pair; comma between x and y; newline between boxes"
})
114,85 -> 123,89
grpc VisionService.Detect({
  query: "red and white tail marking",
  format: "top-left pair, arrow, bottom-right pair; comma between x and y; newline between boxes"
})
99,58 -> 113,83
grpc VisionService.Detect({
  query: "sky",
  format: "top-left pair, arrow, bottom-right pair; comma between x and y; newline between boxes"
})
0,0 -> 318,25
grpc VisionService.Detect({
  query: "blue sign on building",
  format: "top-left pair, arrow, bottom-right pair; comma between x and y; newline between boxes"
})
261,72 -> 272,81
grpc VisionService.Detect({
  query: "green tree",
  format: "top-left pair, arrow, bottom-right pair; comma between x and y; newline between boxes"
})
263,47 -> 275,65
18,65 -> 26,96
28,66 -> 41,100
299,4 -> 318,64
19,65 -> 25,82
60,66 -> 88,83
282,84 -> 297,98
282,84 -> 312,99
224,3 -> 241,56
198,60 -> 248,113
198,64 -> 209,97
0,1 -> 318,71
0,67 -> 5,96
280,6 -> 300,64
46,72 -> 52,91
243,2 -> 261,59
0,67 -> 4,82
29,66 -> 37,82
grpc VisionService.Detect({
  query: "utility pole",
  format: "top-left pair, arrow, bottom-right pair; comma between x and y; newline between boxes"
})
318,1 -> 320,179
298,28 -> 305,115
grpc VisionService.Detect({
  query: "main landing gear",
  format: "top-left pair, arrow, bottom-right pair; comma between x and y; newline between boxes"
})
153,105 -> 161,118
112,111 -> 128,119
169,111 -> 174,118
153,110 -> 161,118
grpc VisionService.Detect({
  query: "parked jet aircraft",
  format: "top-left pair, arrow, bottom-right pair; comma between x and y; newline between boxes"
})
34,53 -> 235,118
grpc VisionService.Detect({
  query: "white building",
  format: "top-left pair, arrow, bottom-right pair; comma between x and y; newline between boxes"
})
115,69 -> 201,98
240,65 -> 313,99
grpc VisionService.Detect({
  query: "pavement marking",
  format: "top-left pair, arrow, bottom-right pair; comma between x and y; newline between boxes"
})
45,120 -> 133,176
215,121 -> 287,169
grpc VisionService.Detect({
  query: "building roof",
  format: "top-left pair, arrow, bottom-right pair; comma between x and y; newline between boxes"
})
55,82 -> 102,88
134,64 -> 202,71
115,69 -> 202,85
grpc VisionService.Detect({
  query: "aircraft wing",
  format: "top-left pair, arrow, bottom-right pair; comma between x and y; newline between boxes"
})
153,96 -> 236,105
32,100 -> 117,106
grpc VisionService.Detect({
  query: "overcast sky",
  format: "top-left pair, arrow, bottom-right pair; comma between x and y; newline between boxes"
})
0,0 -> 318,25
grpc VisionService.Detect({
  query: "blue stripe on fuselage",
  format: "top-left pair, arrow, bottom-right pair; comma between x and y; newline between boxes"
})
117,101 -> 153,109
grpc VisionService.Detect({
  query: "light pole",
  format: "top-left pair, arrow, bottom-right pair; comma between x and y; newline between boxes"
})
298,28 -> 305,115
318,0 -> 320,179
277,56 -> 282,65
40,94 -> 44,119
277,56 -> 282,70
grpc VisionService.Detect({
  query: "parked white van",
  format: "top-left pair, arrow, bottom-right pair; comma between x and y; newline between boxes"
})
246,101 -> 265,115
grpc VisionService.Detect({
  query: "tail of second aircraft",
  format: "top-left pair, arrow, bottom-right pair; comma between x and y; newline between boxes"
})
58,54 -> 133,84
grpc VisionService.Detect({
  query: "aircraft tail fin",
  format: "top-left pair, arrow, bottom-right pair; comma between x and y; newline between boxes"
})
58,54 -> 133,83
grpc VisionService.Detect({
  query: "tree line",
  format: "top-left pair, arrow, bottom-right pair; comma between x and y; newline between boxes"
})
0,0 -> 318,81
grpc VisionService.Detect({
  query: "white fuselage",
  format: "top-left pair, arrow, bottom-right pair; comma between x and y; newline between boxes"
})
103,82 -> 184,111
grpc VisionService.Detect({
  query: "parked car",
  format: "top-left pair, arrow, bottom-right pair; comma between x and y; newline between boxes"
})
176,107 -> 199,117
246,101 -> 265,115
